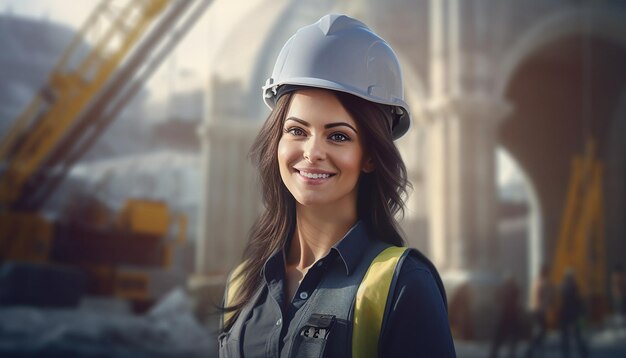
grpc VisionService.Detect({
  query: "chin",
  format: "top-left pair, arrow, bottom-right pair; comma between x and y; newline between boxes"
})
293,194 -> 329,207
294,197 -> 324,207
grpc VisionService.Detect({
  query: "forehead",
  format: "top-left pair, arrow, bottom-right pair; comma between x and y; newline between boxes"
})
285,89 -> 357,126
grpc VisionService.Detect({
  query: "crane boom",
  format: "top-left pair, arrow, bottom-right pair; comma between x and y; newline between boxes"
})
0,0 -> 213,211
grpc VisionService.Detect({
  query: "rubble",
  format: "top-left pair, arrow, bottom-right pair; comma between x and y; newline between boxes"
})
0,288 -> 217,357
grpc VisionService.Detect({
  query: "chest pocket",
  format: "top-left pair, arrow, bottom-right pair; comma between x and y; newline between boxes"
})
290,314 -> 335,358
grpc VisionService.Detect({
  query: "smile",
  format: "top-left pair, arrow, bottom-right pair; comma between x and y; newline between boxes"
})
296,170 -> 336,180
300,172 -> 331,179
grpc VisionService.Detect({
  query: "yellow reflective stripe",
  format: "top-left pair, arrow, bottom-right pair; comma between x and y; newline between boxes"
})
224,262 -> 246,325
352,246 -> 408,358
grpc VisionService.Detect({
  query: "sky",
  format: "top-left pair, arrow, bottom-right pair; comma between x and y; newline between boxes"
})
0,0 -> 260,99
0,0 -> 98,28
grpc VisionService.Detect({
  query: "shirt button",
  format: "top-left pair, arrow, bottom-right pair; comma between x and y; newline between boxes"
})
276,318 -> 282,326
299,292 -> 309,300
317,261 -> 323,267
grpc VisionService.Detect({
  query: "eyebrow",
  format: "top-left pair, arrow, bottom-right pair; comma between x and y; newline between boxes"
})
285,117 -> 358,133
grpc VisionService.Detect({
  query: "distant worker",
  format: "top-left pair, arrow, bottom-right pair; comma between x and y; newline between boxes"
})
559,269 -> 588,358
610,264 -> 626,330
489,273 -> 521,358
525,264 -> 554,358
217,14 -> 456,357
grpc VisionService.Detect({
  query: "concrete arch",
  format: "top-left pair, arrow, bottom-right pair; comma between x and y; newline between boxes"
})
207,0 -> 291,121
495,147 -> 544,289
496,6 -> 626,98
496,4 -> 626,286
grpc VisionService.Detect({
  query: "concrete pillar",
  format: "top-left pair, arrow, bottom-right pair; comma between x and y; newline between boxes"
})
190,116 -> 261,322
425,96 -> 512,340
428,0 -> 512,272
193,74 -> 216,279
426,96 -> 511,273
194,120 -> 261,277
428,0 -> 513,338
193,75 -> 262,283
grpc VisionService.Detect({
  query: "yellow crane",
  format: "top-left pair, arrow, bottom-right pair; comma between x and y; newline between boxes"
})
551,138 -> 607,322
0,0 -> 212,305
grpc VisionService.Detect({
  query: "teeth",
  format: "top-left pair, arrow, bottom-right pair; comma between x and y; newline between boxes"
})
300,171 -> 331,179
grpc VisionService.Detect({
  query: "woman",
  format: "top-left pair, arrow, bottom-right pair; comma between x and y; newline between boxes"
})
219,14 -> 455,357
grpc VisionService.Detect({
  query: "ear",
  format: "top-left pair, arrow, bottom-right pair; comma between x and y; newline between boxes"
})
362,157 -> 375,173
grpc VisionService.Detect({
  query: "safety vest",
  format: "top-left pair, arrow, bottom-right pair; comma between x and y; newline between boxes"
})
221,245 -> 446,357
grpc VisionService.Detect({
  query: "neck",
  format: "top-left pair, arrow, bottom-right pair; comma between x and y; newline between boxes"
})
286,203 -> 357,270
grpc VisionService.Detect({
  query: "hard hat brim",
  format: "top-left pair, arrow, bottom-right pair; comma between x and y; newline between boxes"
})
263,78 -> 410,139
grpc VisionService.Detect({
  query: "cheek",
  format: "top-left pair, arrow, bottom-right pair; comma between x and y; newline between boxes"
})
277,140 -> 287,164
277,139 -> 296,173
335,149 -> 364,175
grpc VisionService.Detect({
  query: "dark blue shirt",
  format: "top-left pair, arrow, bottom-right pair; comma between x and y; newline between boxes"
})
237,221 -> 456,357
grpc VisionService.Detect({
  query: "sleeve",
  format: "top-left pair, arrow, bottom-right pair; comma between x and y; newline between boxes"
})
379,256 -> 457,357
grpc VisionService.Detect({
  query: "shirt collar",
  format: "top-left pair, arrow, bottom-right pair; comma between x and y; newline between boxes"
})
331,220 -> 371,275
262,220 -> 372,280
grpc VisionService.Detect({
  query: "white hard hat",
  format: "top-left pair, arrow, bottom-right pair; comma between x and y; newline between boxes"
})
263,14 -> 411,139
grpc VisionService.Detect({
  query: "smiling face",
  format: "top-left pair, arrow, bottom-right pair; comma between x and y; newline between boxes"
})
278,89 -> 373,211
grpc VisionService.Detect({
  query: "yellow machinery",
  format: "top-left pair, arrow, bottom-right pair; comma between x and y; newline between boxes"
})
551,138 -> 607,323
115,200 -> 187,301
0,0 -> 212,306
0,197 -> 187,304
112,204 -> 187,302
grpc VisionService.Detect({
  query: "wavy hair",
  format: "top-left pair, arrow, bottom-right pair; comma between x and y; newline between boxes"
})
222,90 -> 410,330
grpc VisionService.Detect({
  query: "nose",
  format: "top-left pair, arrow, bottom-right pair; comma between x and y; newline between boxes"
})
303,136 -> 326,163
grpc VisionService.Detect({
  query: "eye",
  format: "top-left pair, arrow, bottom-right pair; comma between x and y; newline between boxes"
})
329,132 -> 350,142
284,127 -> 306,137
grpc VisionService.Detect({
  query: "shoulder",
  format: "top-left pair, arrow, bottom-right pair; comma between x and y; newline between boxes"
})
400,249 -> 436,273
394,248 -> 448,309
396,251 -> 437,286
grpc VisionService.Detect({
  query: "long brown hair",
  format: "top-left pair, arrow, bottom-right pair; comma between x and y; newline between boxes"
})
222,89 -> 410,330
